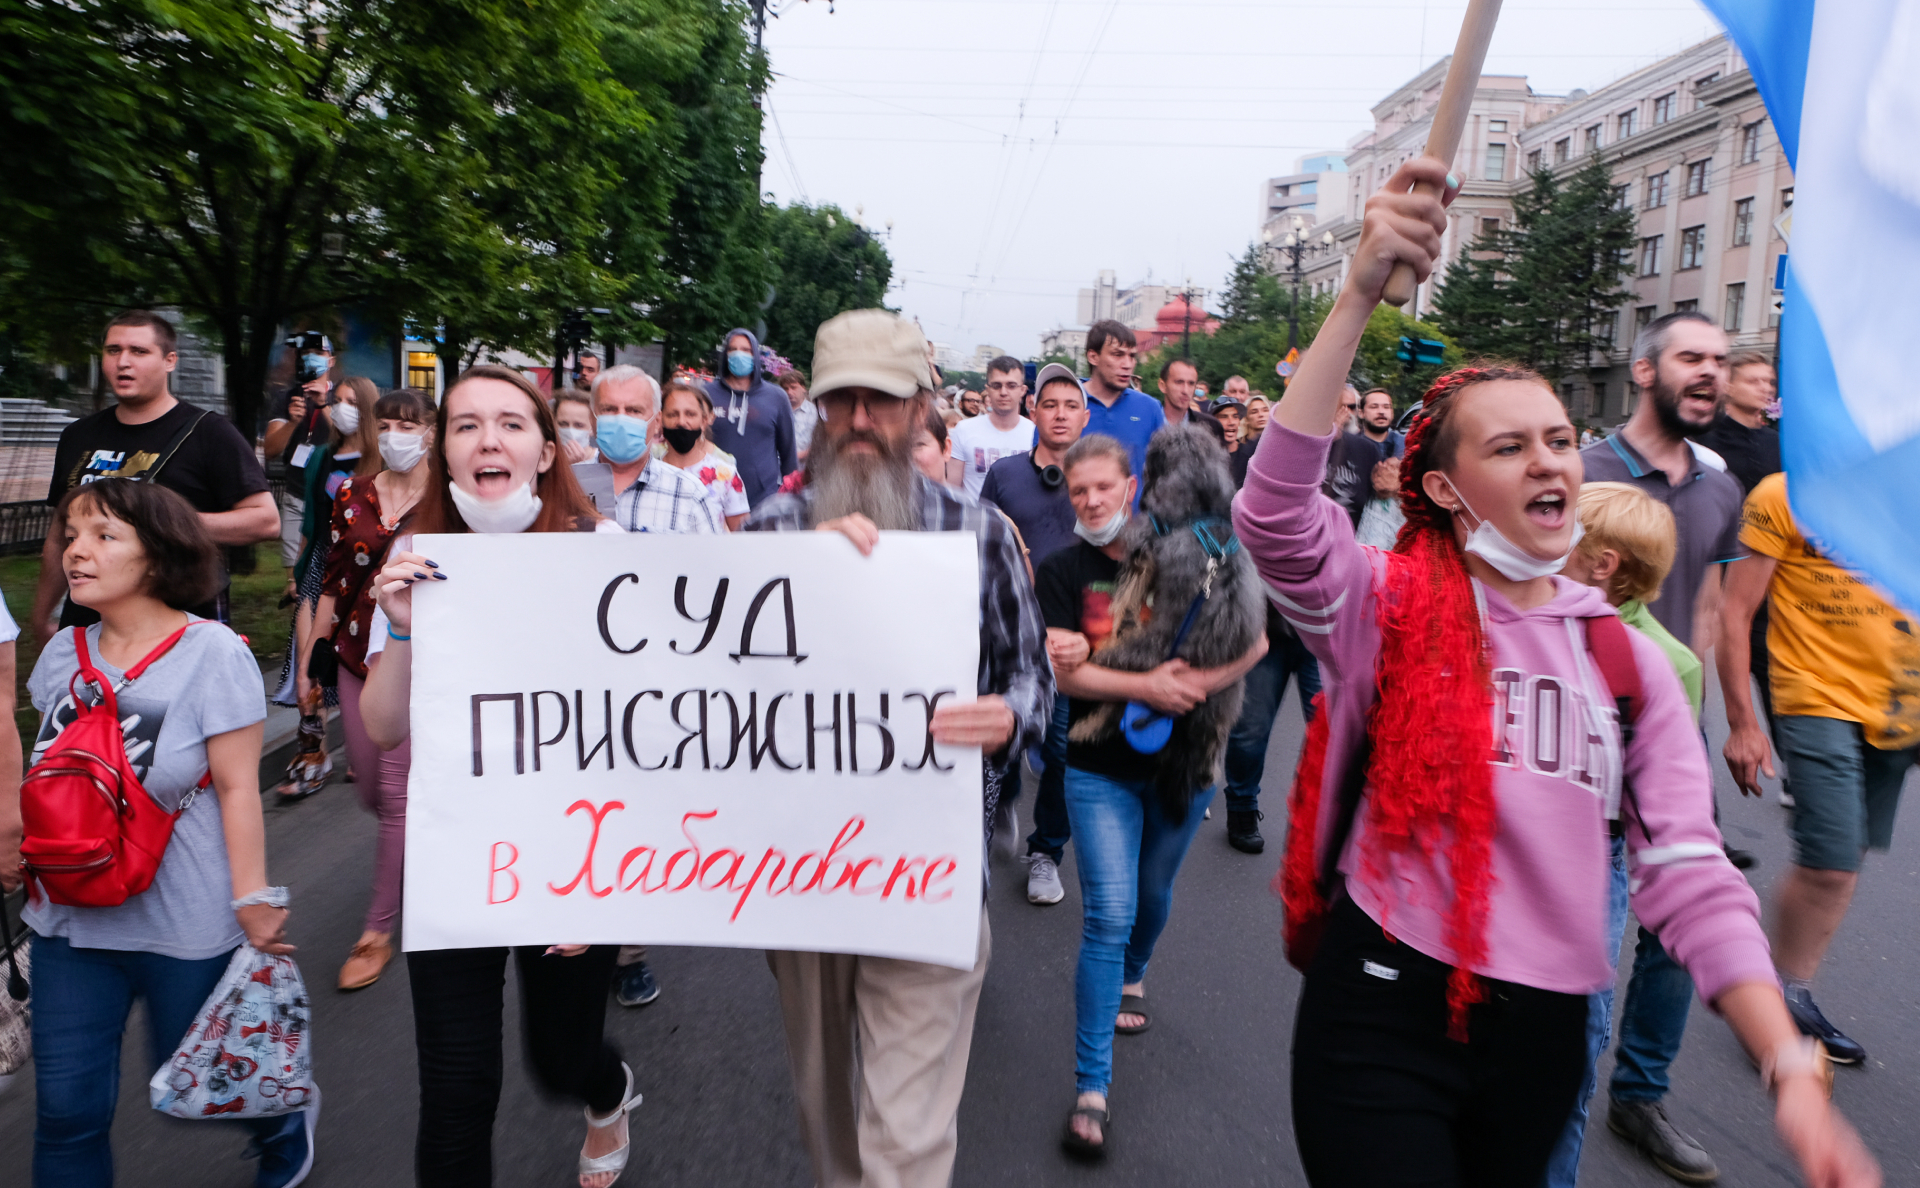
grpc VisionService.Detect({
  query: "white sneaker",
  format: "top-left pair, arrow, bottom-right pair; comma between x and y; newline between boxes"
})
1778,786 -> 1796,808
1026,853 -> 1065,905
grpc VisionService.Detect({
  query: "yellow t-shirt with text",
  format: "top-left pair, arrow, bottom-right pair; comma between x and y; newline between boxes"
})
1740,473 -> 1920,749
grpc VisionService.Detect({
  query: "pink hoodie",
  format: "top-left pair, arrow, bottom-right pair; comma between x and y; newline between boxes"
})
1234,424 -> 1774,1002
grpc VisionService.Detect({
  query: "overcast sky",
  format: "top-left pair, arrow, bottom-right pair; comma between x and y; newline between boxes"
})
757,0 -> 1728,359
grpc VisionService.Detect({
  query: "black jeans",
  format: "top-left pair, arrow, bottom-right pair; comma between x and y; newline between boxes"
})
408,944 -> 627,1187
1291,896 -> 1588,1188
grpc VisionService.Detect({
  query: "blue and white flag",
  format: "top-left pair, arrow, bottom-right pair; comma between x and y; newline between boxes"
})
1701,0 -> 1920,613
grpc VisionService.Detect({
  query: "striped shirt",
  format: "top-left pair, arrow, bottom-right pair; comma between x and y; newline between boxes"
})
614,458 -> 722,535
745,474 -> 1055,847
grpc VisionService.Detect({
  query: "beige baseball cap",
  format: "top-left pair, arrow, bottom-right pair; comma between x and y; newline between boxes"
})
810,309 -> 934,400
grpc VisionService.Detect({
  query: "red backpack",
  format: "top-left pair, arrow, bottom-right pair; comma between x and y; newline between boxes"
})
19,623 -> 210,907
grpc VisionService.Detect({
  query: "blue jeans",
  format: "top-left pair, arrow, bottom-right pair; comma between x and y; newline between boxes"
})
31,933 -> 305,1188
1064,766 -> 1215,1096
1608,930 -> 1694,1102
1025,696 -> 1073,861
1543,835 -> 1631,1187
1223,628 -> 1321,814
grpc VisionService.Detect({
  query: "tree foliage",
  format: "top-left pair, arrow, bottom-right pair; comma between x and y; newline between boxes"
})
0,0 -> 771,428
1431,153 -> 1638,389
760,203 -> 894,372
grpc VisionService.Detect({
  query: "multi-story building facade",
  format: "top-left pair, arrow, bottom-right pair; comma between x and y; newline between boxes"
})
1274,34 -> 1788,425
1259,152 -> 1350,239
1043,269 -> 1210,364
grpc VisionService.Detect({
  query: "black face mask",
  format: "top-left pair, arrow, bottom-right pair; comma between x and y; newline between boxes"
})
662,425 -> 704,455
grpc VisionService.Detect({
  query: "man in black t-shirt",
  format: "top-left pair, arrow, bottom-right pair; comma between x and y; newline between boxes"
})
1689,351 -> 1780,496
34,311 -> 278,634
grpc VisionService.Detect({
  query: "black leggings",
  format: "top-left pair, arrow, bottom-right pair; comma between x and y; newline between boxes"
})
1291,896 -> 1588,1188
408,944 -> 627,1187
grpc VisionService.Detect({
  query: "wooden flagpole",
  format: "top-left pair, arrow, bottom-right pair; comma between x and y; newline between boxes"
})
1382,0 -> 1504,308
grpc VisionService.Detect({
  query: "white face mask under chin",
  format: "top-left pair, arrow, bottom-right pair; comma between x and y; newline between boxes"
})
1441,475 -> 1582,582
1074,505 -> 1128,547
448,478 -> 542,534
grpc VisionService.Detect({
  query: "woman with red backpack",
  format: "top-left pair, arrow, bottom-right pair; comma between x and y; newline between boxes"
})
8,478 -> 313,1188
1236,160 -> 1878,1187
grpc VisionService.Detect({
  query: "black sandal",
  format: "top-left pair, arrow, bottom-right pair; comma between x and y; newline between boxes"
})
1115,993 -> 1150,1035
1062,1104 -> 1110,1158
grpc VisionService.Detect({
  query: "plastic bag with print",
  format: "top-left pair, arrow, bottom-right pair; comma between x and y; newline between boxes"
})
149,947 -> 315,1119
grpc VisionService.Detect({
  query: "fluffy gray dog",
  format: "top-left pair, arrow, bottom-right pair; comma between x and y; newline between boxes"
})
1070,422 -> 1266,818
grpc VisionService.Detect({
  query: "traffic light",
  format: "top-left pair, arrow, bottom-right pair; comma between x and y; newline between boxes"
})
1396,336 -> 1447,366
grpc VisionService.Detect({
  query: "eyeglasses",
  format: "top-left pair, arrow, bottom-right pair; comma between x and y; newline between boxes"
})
817,391 -> 912,424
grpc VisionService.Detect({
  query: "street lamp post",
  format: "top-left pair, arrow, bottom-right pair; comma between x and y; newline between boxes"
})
1263,215 -> 1337,353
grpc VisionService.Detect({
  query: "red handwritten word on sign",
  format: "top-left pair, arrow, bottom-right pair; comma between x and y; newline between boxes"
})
486,802 -> 960,922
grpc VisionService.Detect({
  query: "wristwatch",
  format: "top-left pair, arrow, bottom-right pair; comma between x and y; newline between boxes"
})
1762,1036 -> 1833,1099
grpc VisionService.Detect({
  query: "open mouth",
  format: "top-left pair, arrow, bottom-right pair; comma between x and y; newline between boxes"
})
1525,490 -> 1567,529
471,465 -> 515,498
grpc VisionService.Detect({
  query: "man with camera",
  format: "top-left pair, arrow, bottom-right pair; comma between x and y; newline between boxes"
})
262,331 -> 338,596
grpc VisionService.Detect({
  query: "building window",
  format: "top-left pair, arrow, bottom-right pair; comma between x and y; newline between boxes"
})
1781,186 -> 1794,212
1740,122 -> 1762,164
1653,92 -> 1676,124
1694,73 -> 1720,108
1552,138 -> 1570,164
1732,197 -> 1754,246
1640,236 -> 1663,276
1685,159 -> 1710,197
1586,124 -> 1603,154
1618,110 -> 1638,139
1646,171 -> 1669,208
1596,312 -> 1618,349
1673,299 -> 1698,313
1481,217 -> 1501,235
1489,119 -> 1508,132
1593,381 -> 1608,416
1679,225 -> 1707,269
1484,142 -> 1507,181
407,352 -> 438,393
1612,183 -> 1632,210
1527,149 -> 1543,173
1724,283 -> 1746,331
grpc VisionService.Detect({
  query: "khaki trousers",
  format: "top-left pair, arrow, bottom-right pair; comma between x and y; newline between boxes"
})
766,908 -> 991,1188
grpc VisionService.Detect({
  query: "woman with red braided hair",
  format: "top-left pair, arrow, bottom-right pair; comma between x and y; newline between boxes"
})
1235,159 -> 1878,1188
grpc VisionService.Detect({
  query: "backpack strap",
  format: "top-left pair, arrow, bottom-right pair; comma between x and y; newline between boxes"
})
1583,614 -> 1648,841
122,622 -> 197,684
142,408 -> 211,486
1582,615 -> 1643,740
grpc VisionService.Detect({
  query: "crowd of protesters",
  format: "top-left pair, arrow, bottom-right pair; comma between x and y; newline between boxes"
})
0,162 -> 1896,1188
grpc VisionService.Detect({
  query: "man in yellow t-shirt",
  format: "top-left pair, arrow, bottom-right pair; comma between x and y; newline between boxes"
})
1719,471 -> 1920,1067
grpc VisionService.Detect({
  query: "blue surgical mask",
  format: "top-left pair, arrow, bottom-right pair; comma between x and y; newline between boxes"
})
726,350 -> 755,378
595,414 -> 650,464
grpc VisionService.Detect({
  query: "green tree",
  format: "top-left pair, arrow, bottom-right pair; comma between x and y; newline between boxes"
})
1431,154 -> 1636,389
759,203 -> 894,372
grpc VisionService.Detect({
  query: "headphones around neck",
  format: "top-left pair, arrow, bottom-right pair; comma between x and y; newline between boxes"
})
1037,459 -> 1064,489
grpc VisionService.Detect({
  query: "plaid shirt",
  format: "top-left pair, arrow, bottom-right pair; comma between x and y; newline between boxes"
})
745,474 -> 1054,816
614,458 -> 723,534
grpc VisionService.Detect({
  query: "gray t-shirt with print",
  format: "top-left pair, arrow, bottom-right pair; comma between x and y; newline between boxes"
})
22,618 -> 267,960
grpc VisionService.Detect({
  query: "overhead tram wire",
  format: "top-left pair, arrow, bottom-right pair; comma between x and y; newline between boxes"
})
983,0 -> 1123,285
764,93 -> 811,204
968,0 -> 1061,284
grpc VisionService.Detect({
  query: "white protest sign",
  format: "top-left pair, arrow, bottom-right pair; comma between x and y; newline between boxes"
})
401,530 -> 984,968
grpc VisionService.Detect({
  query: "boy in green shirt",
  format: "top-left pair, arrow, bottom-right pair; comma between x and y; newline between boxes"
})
1564,481 -> 1703,719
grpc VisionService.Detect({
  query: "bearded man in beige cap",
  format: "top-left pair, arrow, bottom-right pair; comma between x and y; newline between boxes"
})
747,309 -> 1052,1188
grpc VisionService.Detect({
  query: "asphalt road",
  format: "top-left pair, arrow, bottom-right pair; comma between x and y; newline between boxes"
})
1,666 -> 1916,1188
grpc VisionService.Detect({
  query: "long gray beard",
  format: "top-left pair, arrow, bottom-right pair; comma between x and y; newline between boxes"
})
807,432 -> 920,531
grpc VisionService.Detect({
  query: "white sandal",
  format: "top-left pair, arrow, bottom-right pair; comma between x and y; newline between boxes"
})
578,1062 -> 643,1187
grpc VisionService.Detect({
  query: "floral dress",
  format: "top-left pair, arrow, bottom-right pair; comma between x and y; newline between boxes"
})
322,477 -> 403,678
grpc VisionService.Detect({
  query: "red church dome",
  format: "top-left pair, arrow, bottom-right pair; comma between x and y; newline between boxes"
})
1155,294 -> 1215,332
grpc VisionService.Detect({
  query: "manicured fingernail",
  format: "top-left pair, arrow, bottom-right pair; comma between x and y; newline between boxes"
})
1445,173 -> 1459,190
432,573 -> 448,580
425,560 -> 439,568
414,572 -> 428,579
